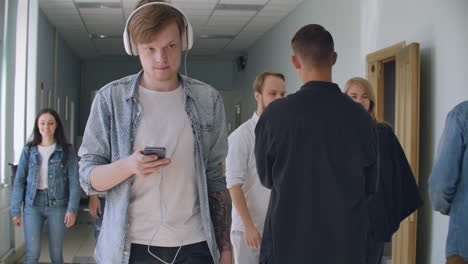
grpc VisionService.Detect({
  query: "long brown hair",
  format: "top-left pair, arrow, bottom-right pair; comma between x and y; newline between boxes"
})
27,108 -> 69,155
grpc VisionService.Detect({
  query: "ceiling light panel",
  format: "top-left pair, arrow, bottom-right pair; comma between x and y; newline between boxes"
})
207,19 -> 251,29
268,0 -> 303,3
219,0 -> 268,4
75,0 -> 120,3
172,0 -> 218,4
211,9 -> 257,17
172,2 -> 216,10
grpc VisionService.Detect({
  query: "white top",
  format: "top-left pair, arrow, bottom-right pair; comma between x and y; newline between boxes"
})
37,144 -> 56,190
226,113 -> 271,233
128,85 -> 205,247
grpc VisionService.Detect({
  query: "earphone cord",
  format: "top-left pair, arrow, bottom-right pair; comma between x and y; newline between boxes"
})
146,168 -> 183,264
146,104 -> 188,264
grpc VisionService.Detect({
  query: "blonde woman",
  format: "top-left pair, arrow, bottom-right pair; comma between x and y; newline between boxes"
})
344,77 -> 422,264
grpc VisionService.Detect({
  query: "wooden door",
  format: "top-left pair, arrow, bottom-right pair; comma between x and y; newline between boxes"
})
366,42 -> 421,264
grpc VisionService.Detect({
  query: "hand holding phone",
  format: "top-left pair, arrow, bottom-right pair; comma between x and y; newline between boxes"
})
143,147 -> 166,159
129,147 -> 170,177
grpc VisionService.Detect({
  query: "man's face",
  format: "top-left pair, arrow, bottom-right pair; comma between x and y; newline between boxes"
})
255,75 -> 286,114
137,22 -> 182,83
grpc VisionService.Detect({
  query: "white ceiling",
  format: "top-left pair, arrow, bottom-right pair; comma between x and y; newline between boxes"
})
38,0 -> 303,59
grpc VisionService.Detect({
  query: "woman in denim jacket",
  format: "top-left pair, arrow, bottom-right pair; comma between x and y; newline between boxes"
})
10,108 -> 81,264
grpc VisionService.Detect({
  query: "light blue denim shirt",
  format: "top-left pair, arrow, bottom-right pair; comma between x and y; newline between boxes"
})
429,100 -> 468,259
78,71 -> 228,264
10,144 -> 81,216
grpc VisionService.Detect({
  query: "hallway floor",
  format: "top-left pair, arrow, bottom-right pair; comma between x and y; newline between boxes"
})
16,207 -> 96,264
37,223 -> 96,264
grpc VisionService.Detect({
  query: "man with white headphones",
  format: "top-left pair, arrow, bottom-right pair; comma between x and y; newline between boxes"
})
78,1 -> 232,263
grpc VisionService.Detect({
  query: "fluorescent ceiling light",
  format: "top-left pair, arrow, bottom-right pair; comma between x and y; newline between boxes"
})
76,2 -> 121,9
199,34 -> 235,39
89,34 -> 122,39
215,4 -> 263,11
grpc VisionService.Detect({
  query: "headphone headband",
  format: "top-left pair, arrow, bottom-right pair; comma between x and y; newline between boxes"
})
123,2 -> 193,55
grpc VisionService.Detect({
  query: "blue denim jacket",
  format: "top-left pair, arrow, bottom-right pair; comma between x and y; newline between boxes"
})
10,144 -> 81,216
78,71 -> 228,264
429,100 -> 468,259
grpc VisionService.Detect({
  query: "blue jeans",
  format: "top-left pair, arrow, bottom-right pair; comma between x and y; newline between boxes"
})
23,190 -> 66,264
94,197 -> 106,240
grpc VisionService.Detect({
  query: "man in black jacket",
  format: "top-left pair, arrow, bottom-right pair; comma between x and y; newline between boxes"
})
255,24 -> 378,264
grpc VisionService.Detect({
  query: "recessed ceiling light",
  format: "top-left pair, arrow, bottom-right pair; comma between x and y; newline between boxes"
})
89,34 -> 121,39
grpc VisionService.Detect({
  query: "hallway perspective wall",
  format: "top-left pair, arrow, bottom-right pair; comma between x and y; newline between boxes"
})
235,0 -> 468,263
37,9 -> 81,145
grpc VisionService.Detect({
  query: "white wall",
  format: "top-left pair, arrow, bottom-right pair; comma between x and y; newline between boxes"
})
236,0 -> 468,263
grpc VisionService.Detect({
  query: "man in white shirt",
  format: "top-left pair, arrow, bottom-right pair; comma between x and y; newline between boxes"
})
226,71 -> 286,264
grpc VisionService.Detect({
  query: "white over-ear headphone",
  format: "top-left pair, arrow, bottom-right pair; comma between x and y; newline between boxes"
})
123,2 -> 194,56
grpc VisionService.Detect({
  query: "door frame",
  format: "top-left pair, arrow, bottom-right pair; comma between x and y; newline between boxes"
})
366,41 -> 421,264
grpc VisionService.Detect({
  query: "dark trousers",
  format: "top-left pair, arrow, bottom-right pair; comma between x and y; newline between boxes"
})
129,241 -> 214,264
94,197 -> 106,240
367,233 -> 384,264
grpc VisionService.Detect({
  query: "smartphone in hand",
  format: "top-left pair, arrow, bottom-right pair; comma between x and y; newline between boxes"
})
143,147 -> 166,159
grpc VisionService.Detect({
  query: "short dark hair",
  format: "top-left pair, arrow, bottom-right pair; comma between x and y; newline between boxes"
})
291,24 -> 335,67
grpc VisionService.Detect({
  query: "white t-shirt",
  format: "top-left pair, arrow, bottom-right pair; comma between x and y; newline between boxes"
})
226,113 -> 271,233
37,144 -> 56,190
128,85 -> 205,247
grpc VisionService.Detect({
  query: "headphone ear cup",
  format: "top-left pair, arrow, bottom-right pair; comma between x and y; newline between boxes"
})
123,30 -> 133,55
185,22 -> 193,50
123,2 -> 193,53
123,29 -> 139,55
